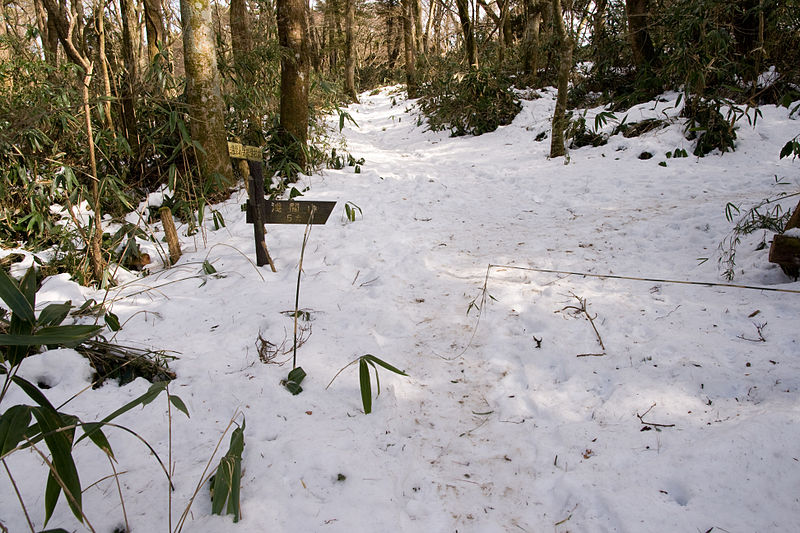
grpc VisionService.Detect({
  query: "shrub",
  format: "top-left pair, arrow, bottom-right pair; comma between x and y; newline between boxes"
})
418,64 -> 521,137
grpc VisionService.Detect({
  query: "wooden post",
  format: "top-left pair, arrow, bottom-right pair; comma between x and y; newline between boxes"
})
159,207 -> 182,265
247,161 -> 277,272
237,158 -> 251,196
768,200 -> 800,279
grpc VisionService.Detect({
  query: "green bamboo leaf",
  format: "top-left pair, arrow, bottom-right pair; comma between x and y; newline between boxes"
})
44,471 -> 61,526
0,405 -> 33,456
32,408 -> 82,524
362,354 -> 408,376
76,381 -> 167,446
202,260 -> 217,275
104,311 -> 121,332
211,419 -> 244,522
19,267 -> 37,309
169,395 -> 190,418
368,360 -> 381,397
287,366 -> 306,384
211,457 -> 234,516
0,268 -> 35,325
0,325 -> 102,347
80,422 -> 115,460
359,358 -> 372,414
37,301 -> 72,327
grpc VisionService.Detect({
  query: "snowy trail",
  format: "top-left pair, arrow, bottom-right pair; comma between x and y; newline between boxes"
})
4,86 -> 800,532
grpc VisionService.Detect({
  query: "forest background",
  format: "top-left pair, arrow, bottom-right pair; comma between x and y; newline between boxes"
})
1,0 -> 799,286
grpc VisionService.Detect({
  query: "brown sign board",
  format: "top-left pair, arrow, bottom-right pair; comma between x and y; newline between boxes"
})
246,200 -> 337,225
228,142 -> 262,162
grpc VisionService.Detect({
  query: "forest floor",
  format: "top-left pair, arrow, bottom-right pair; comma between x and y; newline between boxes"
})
3,86 -> 800,532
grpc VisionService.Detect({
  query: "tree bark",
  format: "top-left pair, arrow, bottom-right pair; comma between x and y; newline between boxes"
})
231,0 -> 254,65
277,0 -> 311,172
455,0 -> 477,67
33,0 -> 59,65
411,0 -> 423,54
625,0 -> 656,69
423,0 -> 436,53
231,0 -> 264,144
144,0 -> 167,62
119,0 -> 140,156
344,0 -> 358,101
522,0 -> 543,81
401,0 -> 417,96
95,3 -> 114,131
549,0 -> 572,159
180,0 -> 234,190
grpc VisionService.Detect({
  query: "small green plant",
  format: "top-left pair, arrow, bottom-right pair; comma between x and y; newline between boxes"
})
684,98 -> 737,156
326,354 -> 407,414
718,196 -> 793,279
344,201 -> 363,222
282,367 -> 306,395
666,148 -> 689,158
210,418 -> 245,522
780,134 -> 800,160
566,111 -> 609,148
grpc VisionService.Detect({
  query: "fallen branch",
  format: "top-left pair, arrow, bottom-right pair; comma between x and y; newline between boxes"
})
737,322 -> 767,343
560,292 -> 606,353
637,403 -> 675,428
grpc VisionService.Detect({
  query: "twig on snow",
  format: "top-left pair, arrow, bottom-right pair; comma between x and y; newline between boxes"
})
637,403 -> 675,428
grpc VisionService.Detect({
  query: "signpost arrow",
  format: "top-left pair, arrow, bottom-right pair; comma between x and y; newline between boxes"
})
229,142 -> 336,270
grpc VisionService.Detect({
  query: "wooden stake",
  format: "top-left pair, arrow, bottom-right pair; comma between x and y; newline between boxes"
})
159,207 -> 182,265
247,161 -> 277,272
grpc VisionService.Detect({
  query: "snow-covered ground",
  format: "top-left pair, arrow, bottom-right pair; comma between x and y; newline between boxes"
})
3,86 -> 800,532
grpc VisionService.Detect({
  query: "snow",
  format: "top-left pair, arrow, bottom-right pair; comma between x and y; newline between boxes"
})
3,86 -> 800,532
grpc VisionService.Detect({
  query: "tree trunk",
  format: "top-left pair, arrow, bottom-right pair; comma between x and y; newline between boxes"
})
95,3 -> 114,131
455,0 -> 477,67
549,0 -> 572,159
411,0 -> 423,54
522,0 -> 543,81
592,0 -> 607,53
344,0 -> 358,101
423,0 -> 436,53
33,0 -> 59,65
386,10 -> 399,69
119,0 -> 140,156
231,0 -> 263,144
625,0 -> 656,69
277,0 -> 311,173
733,0 -> 761,86
0,14 -> 9,88
144,0 -> 167,62
231,0 -> 253,66
401,0 -> 417,96
180,0 -> 234,191
40,0 -> 106,281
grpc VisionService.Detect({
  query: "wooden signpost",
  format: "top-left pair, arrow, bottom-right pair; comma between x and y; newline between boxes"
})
228,142 -> 336,270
